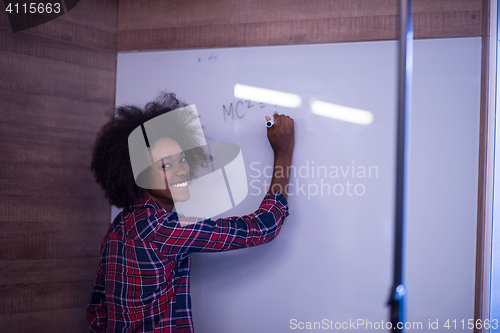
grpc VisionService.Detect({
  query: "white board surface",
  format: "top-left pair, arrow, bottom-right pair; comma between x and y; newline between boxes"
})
116,38 -> 481,332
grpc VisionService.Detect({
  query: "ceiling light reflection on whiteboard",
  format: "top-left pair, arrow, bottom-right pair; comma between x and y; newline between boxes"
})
234,84 -> 302,108
310,99 -> 374,125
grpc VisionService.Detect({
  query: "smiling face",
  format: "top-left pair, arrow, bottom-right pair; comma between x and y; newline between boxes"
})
146,137 -> 190,210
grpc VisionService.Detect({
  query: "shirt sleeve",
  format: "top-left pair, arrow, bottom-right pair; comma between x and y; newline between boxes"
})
141,191 -> 289,256
86,248 -> 108,332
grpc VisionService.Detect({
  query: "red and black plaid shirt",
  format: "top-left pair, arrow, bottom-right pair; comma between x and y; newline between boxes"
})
86,191 -> 289,332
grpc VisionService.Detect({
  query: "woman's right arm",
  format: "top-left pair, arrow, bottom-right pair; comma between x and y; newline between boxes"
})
149,114 -> 295,255
151,190 -> 289,255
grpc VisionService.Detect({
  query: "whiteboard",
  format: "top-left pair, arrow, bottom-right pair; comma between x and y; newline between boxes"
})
116,38 -> 481,332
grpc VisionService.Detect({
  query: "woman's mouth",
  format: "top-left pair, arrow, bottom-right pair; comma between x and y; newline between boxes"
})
172,181 -> 188,188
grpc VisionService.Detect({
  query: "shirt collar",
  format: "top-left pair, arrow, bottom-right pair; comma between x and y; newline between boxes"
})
130,197 -> 166,212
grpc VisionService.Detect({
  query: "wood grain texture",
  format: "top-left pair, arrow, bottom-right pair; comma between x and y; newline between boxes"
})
0,221 -> 108,260
0,307 -> 89,333
0,28 -> 116,71
0,89 -> 111,133
57,0 -> 118,33
0,112 -> 102,170
0,51 -> 115,104
0,258 -> 99,284
117,0 -> 479,30
475,1 -> 491,331
0,0 -> 117,331
0,21 -> 116,52
117,0 -> 482,51
0,280 -> 94,315
0,196 -> 110,225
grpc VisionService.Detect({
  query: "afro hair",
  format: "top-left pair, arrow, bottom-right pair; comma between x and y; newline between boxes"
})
91,92 -> 210,208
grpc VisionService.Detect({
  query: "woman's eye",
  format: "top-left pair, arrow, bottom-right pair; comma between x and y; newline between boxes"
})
180,157 -> 187,163
162,163 -> 171,169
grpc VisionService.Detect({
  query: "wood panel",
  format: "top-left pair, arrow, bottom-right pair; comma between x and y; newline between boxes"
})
0,196 -> 110,225
0,307 -> 89,333
117,0 -> 479,30
0,51 -> 115,104
0,89 -> 110,133
0,114 -> 102,169
0,258 -> 99,284
56,0 -> 118,33
0,21 -> 116,53
0,221 -> 108,260
0,281 -> 93,314
117,0 -> 482,51
0,0 -> 118,331
0,28 -> 116,71
0,222 -> 107,260
475,0 -> 493,331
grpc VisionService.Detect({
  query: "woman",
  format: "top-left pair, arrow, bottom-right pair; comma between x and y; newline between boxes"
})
87,92 -> 294,332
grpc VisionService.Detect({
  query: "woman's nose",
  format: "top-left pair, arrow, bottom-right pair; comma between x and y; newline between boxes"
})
174,163 -> 188,176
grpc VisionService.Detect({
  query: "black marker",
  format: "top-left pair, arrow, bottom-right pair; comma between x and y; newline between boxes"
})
265,116 -> 274,128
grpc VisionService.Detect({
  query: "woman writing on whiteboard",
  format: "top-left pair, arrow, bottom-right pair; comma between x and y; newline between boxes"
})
86,92 -> 294,332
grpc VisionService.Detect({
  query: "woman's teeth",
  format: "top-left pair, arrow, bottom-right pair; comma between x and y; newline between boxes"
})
172,181 -> 188,188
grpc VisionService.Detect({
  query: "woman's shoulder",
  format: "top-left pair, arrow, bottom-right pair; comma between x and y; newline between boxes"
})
117,197 -> 177,242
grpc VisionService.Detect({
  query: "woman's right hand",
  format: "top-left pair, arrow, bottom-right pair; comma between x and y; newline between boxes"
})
266,114 -> 294,158
266,114 -> 294,199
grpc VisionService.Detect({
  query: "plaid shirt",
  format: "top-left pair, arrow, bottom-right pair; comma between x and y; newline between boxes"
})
87,191 -> 289,332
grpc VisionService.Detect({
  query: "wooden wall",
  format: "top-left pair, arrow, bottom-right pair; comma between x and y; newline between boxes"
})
0,0 -> 117,332
476,0 -> 493,331
117,0 -> 482,51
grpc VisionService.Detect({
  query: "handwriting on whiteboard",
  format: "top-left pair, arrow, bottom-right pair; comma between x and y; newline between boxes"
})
198,55 -> 217,62
223,100 -> 272,121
